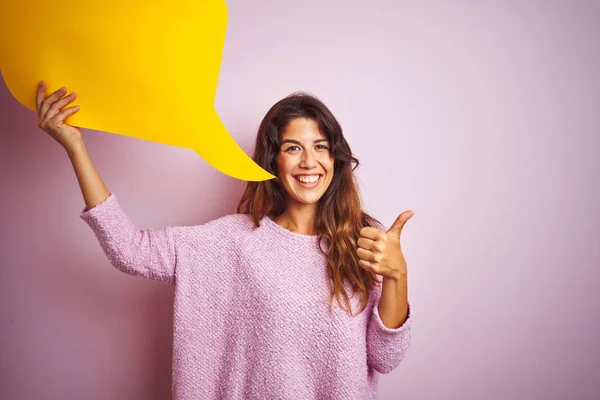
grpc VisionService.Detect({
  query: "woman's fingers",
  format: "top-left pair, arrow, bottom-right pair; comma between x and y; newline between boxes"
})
52,105 -> 80,125
46,92 -> 77,121
39,85 -> 68,121
35,81 -> 45,114
34,81 -> 83,151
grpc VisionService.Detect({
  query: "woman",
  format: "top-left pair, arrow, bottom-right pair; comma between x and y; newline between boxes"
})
35,81 -> 413,400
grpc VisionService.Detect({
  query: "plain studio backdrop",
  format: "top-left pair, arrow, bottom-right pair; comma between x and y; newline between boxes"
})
1,1 -> 599,399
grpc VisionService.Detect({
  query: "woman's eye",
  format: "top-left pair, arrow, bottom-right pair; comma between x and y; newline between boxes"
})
284,144 -> 329,152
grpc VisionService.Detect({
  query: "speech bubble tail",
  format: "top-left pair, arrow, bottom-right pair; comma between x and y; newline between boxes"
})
189,111 -> 277,182
192,147 -> 276,181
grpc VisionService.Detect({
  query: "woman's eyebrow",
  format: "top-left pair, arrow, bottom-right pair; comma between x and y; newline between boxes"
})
281,138 -> 329,145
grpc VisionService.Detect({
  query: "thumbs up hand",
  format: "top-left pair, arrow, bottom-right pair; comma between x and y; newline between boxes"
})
356,210 -> 414,280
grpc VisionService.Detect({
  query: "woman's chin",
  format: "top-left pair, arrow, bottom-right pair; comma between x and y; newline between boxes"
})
289,194 -> 323,206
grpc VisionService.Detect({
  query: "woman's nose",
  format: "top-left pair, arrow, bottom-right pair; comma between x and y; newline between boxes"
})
299,151 -> 317,168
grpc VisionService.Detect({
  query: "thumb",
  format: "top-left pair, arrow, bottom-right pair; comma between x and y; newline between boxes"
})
386,210 -> 414,237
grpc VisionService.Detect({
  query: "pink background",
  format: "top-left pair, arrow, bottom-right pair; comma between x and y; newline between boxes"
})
2,1 -> 599,399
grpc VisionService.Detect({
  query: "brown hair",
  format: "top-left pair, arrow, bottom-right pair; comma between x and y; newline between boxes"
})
236,92 -> 384,316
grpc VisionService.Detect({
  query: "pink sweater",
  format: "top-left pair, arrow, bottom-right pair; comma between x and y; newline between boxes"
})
79,193 -> 412,399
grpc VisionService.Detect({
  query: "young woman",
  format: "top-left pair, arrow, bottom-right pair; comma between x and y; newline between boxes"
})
35,81 -> 413,400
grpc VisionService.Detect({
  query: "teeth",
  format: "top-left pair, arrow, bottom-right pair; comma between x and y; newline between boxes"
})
297,175 -> 320,183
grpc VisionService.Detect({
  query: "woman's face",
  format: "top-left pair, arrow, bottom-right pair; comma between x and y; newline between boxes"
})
275,118 -> 334,207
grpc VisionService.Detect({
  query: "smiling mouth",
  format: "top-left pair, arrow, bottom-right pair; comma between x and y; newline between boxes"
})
293,174 -> 322,187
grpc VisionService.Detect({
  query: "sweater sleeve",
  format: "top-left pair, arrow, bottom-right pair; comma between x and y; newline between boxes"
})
366,281 -> 413,374
79,193 -> 177,283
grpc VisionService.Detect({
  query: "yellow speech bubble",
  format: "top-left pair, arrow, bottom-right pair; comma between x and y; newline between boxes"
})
0,0 -> 276,182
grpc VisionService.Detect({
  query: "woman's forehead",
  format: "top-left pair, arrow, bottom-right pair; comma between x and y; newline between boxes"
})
281,118 -> 327,141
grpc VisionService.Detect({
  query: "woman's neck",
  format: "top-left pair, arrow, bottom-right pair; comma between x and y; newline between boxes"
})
273,204 -> 318,235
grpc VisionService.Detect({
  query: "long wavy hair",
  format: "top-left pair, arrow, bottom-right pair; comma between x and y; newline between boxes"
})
237,92 -> 384,316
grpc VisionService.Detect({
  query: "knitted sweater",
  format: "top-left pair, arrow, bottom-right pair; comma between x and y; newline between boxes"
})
79,193 -> 412,400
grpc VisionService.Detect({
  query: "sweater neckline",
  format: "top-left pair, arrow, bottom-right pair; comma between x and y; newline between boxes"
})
261,215 -> 319,241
